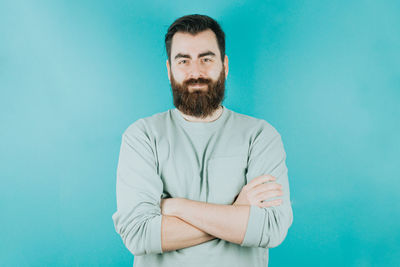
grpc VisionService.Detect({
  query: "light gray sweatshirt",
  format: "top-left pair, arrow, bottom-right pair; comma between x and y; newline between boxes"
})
112,105 -> 293,267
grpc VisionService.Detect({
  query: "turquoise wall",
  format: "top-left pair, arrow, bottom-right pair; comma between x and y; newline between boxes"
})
1,0 -> 399,266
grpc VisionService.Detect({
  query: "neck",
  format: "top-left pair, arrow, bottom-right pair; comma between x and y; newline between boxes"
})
179,105 -> 224,122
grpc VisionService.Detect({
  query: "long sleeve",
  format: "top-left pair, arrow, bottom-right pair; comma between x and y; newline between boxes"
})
112,120 -> 164,256
240,122 -> 293,248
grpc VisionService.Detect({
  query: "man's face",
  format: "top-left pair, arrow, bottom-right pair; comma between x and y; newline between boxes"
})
167,29 -> 229,118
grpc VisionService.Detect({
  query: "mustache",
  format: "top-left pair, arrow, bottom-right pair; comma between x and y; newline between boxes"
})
184,77 -> 211,86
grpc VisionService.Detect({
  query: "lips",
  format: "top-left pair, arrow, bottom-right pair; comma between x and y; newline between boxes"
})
190,84 -> 207,87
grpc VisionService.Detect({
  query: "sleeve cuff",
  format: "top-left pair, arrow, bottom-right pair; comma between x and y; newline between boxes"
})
240,205 -> 264,247
148,214 -> 163,254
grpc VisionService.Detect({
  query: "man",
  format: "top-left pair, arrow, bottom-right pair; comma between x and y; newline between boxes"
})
112,14 -> 293,267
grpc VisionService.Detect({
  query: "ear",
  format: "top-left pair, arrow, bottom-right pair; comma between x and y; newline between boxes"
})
224,55 -> 229,79
166,59 -> 171,82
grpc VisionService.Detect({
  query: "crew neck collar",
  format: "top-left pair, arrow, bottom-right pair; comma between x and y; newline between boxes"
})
172,105 -> 229,133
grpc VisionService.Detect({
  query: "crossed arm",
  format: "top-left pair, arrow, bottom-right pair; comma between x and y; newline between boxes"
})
160,198 -> 251,252
160,173 -> 284,252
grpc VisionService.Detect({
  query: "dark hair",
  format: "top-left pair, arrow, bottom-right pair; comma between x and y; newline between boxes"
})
165,14 -> 225,65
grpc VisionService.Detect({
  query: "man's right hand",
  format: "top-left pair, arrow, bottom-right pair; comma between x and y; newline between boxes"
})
232,174 -> 283,208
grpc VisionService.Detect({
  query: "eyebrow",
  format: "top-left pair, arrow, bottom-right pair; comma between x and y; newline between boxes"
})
174,51 -> 216,60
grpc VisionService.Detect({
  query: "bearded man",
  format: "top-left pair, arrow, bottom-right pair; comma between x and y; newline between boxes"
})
112,14 -> 293,267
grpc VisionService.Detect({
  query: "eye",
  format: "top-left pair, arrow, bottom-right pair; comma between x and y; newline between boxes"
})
179,60 -> 188,64
203,58 -> 212,62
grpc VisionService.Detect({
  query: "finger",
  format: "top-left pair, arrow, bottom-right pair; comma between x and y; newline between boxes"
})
258,199 -> 283,208
257,189 -> 283,201
246,175 -> 276,189
249,182 -> 282,195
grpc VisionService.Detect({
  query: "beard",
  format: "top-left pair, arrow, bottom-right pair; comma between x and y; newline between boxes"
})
170,68 -> 226,118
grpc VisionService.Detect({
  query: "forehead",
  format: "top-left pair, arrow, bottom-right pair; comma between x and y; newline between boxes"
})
171,29 -> 220,59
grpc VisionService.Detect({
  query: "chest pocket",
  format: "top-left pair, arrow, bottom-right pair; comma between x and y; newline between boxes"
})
206,155 -> 247,205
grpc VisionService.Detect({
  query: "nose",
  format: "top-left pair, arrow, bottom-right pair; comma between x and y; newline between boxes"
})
188,60 -> 206,79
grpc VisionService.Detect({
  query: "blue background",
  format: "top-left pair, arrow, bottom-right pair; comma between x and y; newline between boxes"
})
1,0 -> 399,266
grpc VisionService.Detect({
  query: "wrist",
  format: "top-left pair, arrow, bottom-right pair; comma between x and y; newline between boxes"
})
162,197 -> 185,217
169,197 -> 185,217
